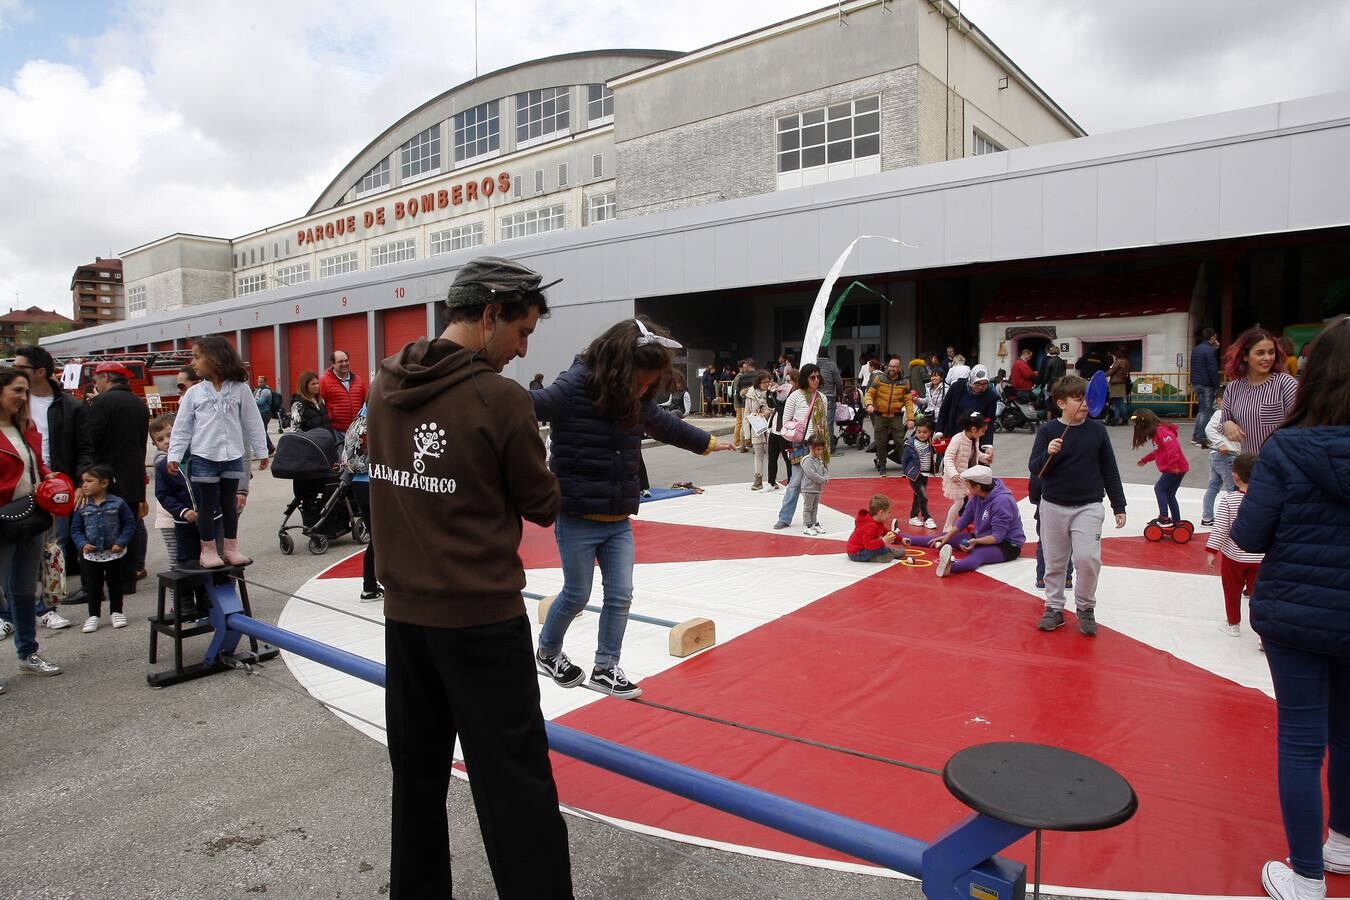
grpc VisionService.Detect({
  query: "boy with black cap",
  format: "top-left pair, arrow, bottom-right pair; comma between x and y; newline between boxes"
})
367,256 -> 573,899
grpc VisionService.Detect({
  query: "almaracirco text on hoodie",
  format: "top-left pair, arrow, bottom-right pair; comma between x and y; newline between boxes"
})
367,337 -> 560,628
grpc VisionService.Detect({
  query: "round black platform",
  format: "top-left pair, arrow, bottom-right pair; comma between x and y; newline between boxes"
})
943,742 -> 1137,832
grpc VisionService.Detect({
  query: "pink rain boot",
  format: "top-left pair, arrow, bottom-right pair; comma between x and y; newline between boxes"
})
199,540 -> 225,569
221,538 -> 252,567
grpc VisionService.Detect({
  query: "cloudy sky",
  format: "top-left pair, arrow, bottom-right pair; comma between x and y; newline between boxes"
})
2,0 -> 1347,317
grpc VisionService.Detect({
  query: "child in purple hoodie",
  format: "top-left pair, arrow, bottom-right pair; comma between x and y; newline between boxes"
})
901,464 -> 1025,578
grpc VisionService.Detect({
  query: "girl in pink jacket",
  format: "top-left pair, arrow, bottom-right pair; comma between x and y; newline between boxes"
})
1133,410 -> 1190,526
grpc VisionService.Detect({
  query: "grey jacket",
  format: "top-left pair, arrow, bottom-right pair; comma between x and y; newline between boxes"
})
800,455 -> 831,494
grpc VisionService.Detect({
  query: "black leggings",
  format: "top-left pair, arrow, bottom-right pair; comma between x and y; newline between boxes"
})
351,480 -> 378,593
767,433 -> 791,485
192,477 -> 240,541
82,556 -> 126,616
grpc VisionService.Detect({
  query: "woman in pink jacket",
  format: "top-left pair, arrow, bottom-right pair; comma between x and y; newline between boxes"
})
1133,410 -> 1190,526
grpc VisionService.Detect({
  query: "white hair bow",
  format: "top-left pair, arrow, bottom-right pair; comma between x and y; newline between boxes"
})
634,318 -> 682,349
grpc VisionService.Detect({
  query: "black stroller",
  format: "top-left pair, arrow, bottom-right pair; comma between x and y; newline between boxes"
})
270,427 -> 369,555
837,386 -> 867,447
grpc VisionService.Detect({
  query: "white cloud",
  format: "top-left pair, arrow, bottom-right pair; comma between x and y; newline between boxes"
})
1,0 -> 1347,320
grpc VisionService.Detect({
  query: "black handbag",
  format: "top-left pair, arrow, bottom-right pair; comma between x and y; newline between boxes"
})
0,439 -> 52,543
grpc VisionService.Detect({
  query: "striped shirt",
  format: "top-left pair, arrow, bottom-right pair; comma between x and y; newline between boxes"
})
1205,489 -> 1264,563
1220,373 -> 1298,454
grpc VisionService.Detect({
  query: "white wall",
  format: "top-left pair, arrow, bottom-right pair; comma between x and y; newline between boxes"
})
978,311 -> 1192,375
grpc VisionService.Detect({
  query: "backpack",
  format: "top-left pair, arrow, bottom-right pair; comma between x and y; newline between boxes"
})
270,389 -> 283,416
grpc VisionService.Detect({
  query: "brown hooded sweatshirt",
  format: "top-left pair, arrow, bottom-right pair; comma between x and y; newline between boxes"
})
367,337 -> 559,628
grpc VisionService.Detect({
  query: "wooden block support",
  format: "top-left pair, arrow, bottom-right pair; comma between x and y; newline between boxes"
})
668,617 -> 716,658
536,594 -> 584,625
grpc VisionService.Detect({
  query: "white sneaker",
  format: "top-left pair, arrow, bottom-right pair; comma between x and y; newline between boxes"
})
936,543 -> 954,578
40,610 -> 72,630
1222,623 -> 1241,637
812,524 -> 826,535
1326,829 -> 1350,874
110,612 -> 128,629
924,518 -> 938,530
82,616 -> 99,634
0,620 -> 12,640
1261,861 -> 1325,900
908,516 -> 924,527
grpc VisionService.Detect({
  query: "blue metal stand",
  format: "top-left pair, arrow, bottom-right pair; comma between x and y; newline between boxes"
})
196,575 -> 1035,897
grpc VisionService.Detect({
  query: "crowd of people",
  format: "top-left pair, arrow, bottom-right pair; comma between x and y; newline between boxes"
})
1,259 -> 1343,900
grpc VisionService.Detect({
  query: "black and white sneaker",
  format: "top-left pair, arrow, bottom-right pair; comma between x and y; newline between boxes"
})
536,648 -> 585,688
590,665 -> 642,699
359,587 -> 384,602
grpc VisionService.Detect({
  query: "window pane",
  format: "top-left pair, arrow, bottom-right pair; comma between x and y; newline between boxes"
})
855,95 -> 879,113
855,111 -> 880,135
802,124 -> 826,146
778,130 -> 799,151
827,103 -> 851,120
802,109 -> 824,125
777,151 -> 800,172
828,140 -> 852,162
777,114 -> 798,131
853,133 -> 880,158
827,119 -> 852,141
802,145 -> 826,168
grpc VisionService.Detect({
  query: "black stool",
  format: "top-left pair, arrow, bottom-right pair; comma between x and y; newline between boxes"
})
943,742 -> 1137,899
148,565 -> 266,687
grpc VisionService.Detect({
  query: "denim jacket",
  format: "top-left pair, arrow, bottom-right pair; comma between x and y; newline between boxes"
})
70,495 -> 136,552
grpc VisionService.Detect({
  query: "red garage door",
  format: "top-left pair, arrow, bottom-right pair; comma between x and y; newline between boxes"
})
329,313 -> 370,383
382,305 -> 426,358
286,321 -> 318,396
247,327 -> 276,395
221,332 -> 237,349
153,341 -> 174,352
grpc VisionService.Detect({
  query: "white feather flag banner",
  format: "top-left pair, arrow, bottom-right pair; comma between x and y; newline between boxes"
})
801,235 -> 912,360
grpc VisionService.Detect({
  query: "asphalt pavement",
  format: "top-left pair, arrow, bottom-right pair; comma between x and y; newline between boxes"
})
0,416 -> 1198,899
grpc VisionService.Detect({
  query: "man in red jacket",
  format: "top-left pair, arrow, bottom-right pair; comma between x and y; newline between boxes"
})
318,350 -> 367,434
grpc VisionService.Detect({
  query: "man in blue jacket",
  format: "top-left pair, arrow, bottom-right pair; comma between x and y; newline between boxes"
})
1190,328 -> 1220,446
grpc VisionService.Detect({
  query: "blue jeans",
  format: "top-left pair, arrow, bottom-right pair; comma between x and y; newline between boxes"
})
775,463 -> 805,527
1154,471 -> 1183,521
0,519 -> 65,624
1192,385 -> 1216,443
0,532 -> 45,659
848,546 -> 893,562
1263,639 -> 1350,879
538,514 -> 635,670
1202,451 -> 1236,522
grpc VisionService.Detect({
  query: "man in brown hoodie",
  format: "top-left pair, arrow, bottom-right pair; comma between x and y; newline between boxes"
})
367,257 -> 571,899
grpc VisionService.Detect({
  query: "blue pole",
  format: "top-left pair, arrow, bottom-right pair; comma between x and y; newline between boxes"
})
229,613 -> 386,688
224,610 -> 925,877
521,590 -> 679,628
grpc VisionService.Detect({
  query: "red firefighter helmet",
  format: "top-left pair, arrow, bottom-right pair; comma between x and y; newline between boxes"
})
35,473 -> 77,516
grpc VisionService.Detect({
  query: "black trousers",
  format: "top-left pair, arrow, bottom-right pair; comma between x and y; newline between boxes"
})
386,615 -> 573,900
350,481 -> 377,592
767,433 -> 791,485
909,474 -> 931,519
82,556 -> 125,616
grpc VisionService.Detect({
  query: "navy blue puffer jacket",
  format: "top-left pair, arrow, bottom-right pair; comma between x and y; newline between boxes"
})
532,361 -> 713,517
1232,425 -> 1350,657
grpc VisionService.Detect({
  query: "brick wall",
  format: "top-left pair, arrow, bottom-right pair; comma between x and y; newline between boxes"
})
616,65 -> 922,219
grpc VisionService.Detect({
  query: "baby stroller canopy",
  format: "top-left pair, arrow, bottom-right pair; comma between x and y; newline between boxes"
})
270,428 -> 340,480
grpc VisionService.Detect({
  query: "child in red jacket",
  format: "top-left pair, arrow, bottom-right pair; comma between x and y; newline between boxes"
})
1133,410 -> 1191,526
846,494 -> 905,563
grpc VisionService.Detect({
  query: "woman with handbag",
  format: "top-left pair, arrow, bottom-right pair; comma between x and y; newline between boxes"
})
773,364 -> 828,530
0,367 -> 63,689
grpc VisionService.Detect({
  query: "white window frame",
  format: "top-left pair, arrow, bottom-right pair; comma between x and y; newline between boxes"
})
515,86 -> 570,149
430,222 -> 486,255
98,271 -> 111,278
236,273 -> 267,296
127,285 -> 146,318
369,238 -> 417,268
400,124 -> 441,183
586,84 -> 613,126
775,95 -> 881,190
587,192 -> 616,225
453,100 -> 500,166
319,251 -> 360,279
972,129 -> 1005,156
276,262 -> 311,286
357,158 -> 390,196
498,204 -> 567,242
